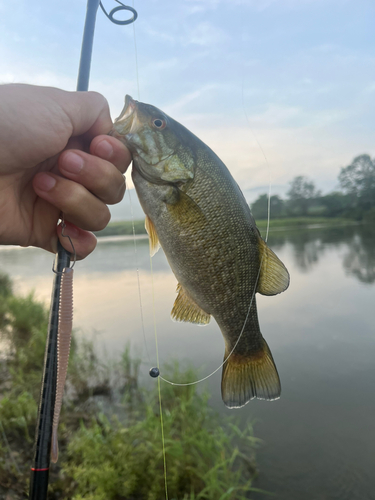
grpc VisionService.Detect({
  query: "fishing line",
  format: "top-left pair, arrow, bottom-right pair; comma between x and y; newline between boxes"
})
157,262 -> 263,388
127,188 -> 152,363
125,11 -> 168,494
126,10 -> 271,491
132,0 -> 140,100
149,254 -> 169,500
241,78 -> 272,243
149,96 -> 273,388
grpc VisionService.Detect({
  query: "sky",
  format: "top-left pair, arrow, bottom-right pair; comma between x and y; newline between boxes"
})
0,0 -> 374,207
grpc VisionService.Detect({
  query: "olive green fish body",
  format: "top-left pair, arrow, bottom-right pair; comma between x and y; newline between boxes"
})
133,147 -> 261,340
113,96 -> 289,408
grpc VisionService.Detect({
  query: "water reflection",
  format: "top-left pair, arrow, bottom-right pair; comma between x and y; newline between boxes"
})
3,224 -> 371,283
1,225 -> 374,325
1,225 -> 375,500
265,223 -> 374,282
342,227 -> 375,284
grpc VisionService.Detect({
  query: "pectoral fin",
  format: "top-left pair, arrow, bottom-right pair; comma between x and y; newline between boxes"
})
171,283 -> 210,325
145,215 -> 160,257
256,237 -> 290,296
166,188 -> 207,228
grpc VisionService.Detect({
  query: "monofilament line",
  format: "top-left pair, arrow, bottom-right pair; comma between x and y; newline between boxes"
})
128,9 -> 166,494
128,188 -> 151,363
132,0 -> 140,100
157,92 -> 272,388
149,254 -> 169,500
159,260 -> 263,388
241,80 -> 272,243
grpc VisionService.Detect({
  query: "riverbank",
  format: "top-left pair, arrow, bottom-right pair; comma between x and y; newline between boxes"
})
95,216 -> 356,238
0,275 -> 259,500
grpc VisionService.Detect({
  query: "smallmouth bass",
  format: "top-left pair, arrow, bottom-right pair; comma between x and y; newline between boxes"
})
111,95 -> 290,408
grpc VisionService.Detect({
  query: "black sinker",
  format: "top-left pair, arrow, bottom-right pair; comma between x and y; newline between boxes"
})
149,367 -> 160,378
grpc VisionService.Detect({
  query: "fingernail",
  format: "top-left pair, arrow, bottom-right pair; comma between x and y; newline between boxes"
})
95,140 -> 114,159
36,173 -> 56,191
62,152 -> 84,174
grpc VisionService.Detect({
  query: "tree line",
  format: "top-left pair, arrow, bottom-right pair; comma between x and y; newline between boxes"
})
251,154 -> 375,221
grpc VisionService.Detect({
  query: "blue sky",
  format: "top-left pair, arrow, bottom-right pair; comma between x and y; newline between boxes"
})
1,0 -> 374,204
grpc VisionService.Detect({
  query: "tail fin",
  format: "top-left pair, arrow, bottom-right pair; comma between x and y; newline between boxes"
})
221,338 -> 281,408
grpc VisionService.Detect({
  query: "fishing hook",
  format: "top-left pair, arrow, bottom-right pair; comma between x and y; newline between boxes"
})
99,0 -> 137,25
52,219 -> 76,273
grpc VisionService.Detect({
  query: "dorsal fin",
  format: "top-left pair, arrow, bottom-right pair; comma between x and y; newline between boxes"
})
145,215 -> 160,257
256,237 -> 290,296
171,283 -> 211,325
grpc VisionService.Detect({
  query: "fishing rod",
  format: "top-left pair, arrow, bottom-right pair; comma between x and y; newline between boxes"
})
29,2 -> 137,498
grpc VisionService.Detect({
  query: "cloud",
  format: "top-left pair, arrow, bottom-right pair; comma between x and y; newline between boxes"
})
248,104 -> 303,127
184,0 -> 222,13
0,69 -> 76,90
169,100 -> 374,200
0,0 -> 372,208
183,0 -> 345,12
166,84 -> 221,114
363,82 -> 375,94
183,22 -> 229,46
141,57 -> 183,74
142,27 -> 176,44
90,77 -> 142,118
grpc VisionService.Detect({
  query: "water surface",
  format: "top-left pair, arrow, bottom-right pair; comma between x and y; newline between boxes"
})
1,224 -> 374,500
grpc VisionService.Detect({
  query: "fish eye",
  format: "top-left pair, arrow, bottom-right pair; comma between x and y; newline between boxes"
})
153,118 -> 166,129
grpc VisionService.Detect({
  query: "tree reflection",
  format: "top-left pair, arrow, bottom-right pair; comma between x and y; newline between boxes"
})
267,224 -> 375,283
268,229 -> 330,273
342,227 -> 375,284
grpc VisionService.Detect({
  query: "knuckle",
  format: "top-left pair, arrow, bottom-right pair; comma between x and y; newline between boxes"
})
98,172 -> 125,204
88,91 -> 109,111
111,179 -> 126,204
93,207 -> 111,231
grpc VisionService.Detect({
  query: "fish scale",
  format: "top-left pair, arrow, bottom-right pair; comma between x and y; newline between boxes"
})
112,95 -> 290,408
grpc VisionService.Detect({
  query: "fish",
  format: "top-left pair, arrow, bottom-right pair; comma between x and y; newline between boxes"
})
111,95 -> 290,408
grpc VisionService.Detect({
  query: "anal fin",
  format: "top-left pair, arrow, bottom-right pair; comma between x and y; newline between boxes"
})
221,337 -> 281,408
145,215 -> 160,257
171,283 -> 211,325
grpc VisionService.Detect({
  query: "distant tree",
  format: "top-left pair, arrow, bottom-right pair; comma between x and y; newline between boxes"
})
286,176 -> 321,215
338,154 -> 375,212
270,195 -> 285,218
251,194 -> 285,220
319,192 -> 350,218
251,194 -> 268,219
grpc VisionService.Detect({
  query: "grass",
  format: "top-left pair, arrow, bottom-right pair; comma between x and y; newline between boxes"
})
64,366 -> 259,500
94,216 -> 356,239
94,219 -> 147,237
0,274 -> 261,500
255,216 -> 355,229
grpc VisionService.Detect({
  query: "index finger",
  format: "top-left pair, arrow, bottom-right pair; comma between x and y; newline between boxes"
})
90,135 -> 132,174
57,90 -> 113,139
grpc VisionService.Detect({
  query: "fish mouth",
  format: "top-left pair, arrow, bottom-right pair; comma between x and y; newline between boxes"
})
111,94 -> 138,136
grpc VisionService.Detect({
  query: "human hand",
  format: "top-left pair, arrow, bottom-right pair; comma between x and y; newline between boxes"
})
0,84 -> 131,259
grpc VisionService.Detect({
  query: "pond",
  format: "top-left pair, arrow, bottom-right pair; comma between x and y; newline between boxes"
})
1,223 -> 374,500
